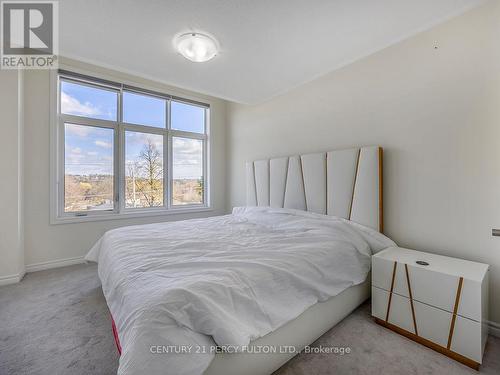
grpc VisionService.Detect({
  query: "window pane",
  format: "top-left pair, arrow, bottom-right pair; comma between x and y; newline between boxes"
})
125,132 -> 164,208
123,91 -> 166,128
64,124 -> 114,212
172,137 -> 203,205
171,101 -> 205,133
60,80 -> 118,121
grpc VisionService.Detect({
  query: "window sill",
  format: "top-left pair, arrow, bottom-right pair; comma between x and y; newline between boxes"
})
50,206 -> 214,225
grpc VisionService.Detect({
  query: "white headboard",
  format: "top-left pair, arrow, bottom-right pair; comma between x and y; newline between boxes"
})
246,146 -> 383,232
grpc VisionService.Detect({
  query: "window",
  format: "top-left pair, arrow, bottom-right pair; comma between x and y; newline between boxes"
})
54,72 -> 209,221
61,80 -> 118,121
125,131 -> 164,208
172,137 -> 203,205
64,123 -> 115,212
171,100 -> 205,133
122,91 -> 166,128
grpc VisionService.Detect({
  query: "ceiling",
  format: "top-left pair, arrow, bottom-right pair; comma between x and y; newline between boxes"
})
59,0 -> 484,104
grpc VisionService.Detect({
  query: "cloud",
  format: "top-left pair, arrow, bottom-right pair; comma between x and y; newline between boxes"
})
65,131 -> 113,175
61,92 -> 103,117
173,138 -> 202,162
95,140 -> 113,148
172,138 -> 202,178
65,123 -> 92,137
67,153 -> 84,162
65,148 -> 112,175
65,147 -> 85,165
126,132 -> 163,151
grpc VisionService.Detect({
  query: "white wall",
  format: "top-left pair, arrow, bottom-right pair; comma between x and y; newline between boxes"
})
23,58 -> 227,269
226,2 -> 500,322
0,70 -> 25,284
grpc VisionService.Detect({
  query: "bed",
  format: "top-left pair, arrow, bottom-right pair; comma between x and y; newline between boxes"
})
86,146 -> 395,375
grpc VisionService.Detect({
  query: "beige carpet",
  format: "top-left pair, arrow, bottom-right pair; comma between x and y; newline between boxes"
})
0,263 -> 499,375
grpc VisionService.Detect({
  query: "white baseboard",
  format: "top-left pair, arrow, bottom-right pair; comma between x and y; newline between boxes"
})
0,270 -> 25,286
25,256 -> 86,273
1,257 -> 86,286
489,320 -> 500,338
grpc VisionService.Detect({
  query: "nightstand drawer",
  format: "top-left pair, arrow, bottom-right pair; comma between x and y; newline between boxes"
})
372,286 -> 483,362
372,255 -> 483,321
372,286 -> 415,333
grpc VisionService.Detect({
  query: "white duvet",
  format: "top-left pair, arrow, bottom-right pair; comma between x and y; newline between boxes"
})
86,207 -> 395,375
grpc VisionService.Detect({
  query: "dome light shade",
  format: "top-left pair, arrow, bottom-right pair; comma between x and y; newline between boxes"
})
175,33 -> 218,62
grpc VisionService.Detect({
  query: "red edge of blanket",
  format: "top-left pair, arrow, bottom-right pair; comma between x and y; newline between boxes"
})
111,313 -> 122,355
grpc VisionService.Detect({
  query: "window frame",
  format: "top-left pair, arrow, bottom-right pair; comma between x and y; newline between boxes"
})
50,70 -> 211,224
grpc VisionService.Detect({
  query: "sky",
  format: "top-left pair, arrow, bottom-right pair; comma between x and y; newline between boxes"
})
62,81 -> 204,179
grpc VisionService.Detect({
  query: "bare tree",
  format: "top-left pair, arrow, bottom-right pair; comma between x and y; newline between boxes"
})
126,162 -> 138,207
135,139 -> 163,206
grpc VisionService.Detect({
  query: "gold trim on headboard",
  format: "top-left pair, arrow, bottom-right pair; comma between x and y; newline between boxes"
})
348,148 -> 361,221
379,147 -> 384,233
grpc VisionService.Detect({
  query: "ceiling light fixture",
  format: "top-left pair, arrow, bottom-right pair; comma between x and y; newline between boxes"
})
175,32 -> 219,63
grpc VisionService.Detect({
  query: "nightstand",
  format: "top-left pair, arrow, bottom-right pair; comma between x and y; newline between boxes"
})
371,247 -> 489,370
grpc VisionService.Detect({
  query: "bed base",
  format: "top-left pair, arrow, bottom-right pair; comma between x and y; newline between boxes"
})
204,279 -> 370,375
